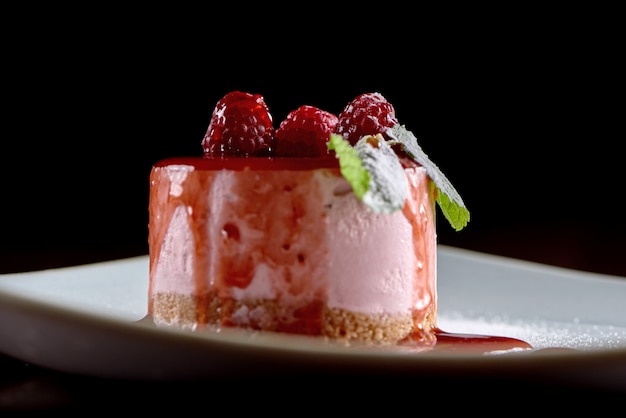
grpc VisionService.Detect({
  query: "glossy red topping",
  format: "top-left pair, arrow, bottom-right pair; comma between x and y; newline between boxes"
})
335,92 -> 399,145
202,91 -> 274,157
274,105 -> 339,157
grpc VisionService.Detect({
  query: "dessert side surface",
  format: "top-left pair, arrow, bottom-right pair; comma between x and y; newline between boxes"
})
148,91 -> 470,347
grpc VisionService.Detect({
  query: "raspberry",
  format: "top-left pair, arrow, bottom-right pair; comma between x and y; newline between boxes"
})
273,105 -> 338,157
335,92 -> 399,145
202,91 -> 274,157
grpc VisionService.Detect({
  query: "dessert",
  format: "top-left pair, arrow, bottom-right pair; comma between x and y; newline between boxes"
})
148,91 -> 470,347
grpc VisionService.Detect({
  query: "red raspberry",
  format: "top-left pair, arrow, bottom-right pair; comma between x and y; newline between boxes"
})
335,92 -> 399,145
273,105 -> 338,157
202,91 -> 274,157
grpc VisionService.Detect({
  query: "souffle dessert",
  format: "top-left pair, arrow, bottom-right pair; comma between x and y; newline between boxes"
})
148,91 -> 469,347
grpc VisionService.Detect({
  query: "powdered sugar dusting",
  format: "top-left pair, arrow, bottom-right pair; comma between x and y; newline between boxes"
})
439,311 -> 626,351
354,134 -> 408,213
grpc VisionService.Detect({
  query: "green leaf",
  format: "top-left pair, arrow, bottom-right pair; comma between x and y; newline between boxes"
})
327,134 -> 369,199
353,135 -> 408,213
386,125 -> 470,231
328,127 -> 470,231
328,134 -> 408,212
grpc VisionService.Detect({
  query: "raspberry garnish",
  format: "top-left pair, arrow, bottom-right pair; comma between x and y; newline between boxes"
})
202,91 -> 274,157
335,92 -> 399,145
274,105 -> 338,157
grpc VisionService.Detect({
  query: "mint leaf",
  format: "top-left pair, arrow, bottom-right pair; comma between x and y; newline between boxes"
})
328,127 -> 470,231
385,125 -> 470,231
329,134 -> 408,213
327,134 -> 369,199
354,135 -> 408,213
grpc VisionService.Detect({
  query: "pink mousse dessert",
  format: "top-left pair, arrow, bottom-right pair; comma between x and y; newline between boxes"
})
148,92 -> 469,346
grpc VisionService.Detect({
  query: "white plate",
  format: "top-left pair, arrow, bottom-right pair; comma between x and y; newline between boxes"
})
1,245 -> 626,390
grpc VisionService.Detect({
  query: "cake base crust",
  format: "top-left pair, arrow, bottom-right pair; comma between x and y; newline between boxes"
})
151,292 -> 437,345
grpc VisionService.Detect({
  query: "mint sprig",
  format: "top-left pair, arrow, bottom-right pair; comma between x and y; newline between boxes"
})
329,134 -> 406,213
353,135 -> 408,213
385,125 -> 469,231
328,126 -> 470,231
327,133 -> 370,199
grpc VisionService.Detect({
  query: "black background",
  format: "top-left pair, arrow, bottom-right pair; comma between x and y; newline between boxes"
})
2,9 -> 623,277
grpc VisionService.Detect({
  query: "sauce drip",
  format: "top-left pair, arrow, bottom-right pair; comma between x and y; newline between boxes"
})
430,328 -> 531,353
139,314 -> 532,354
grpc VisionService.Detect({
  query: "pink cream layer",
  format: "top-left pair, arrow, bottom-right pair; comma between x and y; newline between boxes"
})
148,157 -> 437,327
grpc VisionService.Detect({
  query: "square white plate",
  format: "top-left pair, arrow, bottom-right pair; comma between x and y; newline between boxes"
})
1,245 -> 625,390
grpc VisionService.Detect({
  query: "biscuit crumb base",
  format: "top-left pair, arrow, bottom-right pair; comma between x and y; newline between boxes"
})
152,292 -> 197,330
322,307 -> 413,345
152,292 -> 432,345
